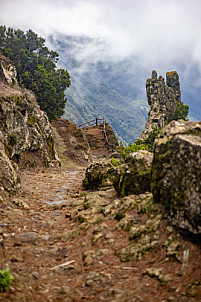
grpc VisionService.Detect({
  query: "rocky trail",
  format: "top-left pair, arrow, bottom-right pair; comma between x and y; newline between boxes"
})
0,166 -> 201,302
0,51 -> 200,302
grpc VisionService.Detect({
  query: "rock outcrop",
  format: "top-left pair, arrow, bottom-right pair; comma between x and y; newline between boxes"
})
151,120 -> 201,234
0,54 -> 60,192
140,70 -> 181,139
82,150 -> 153,196
0,53 -> 18,86
82,160 -> 115,190
83,122 -> 118,160
0,131 -> 19,193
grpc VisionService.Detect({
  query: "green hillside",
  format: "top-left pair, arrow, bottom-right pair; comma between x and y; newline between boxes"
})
48,34 -> 149,143
63,74 -> 148,143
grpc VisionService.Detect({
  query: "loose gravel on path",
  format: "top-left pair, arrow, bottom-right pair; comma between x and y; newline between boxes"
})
0,167 -> 201,302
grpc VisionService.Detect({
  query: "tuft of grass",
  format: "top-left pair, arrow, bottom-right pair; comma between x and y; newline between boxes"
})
0,268 -> 14,292
79,191 -> 88,197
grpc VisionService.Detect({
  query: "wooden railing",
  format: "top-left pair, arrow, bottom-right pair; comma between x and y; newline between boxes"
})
103,120 -> 118,151
78,118 -> 105,128
79,118 -> 118,152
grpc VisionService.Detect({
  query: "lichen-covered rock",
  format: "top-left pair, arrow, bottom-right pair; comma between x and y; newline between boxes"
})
0,55 -> 60,192
163,237 -> 181,262
82,160 -> 115,190
113,150 -> 153,196
0,53 -> 18,86
117,233 -> 159,262
143,268 -> 173,285
140,70 -> 181,140
0,131 -> 19,192
1,90 -> 59,168
151,120 -> 201,234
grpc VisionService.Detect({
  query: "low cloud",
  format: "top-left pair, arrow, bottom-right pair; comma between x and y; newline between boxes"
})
1,0 -> 201,65
1,0 -> 201,117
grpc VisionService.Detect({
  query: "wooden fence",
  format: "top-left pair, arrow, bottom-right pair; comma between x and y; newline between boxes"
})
102,120 -> 118,151
79,117 -> 118,151
78,118 -> 105,128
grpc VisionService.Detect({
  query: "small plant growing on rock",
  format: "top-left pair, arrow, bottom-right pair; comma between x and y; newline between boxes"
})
111,157 -> 119,167
168,102 -> 189,122
117,128 -> 161,161
0,268 -> 14,292
117,141 -> 147,162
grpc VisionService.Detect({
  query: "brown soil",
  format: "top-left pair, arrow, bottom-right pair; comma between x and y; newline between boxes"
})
83,123 -> 118,160
0,163 -> 201,302
51,119 -> 92,168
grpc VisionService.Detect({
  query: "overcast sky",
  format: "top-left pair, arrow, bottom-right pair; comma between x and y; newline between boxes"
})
1,0 -> 201,65
1,0 -> 201,117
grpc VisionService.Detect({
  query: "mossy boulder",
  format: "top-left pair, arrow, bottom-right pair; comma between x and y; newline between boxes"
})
113,150 -> 153,196
151,120 -> 201,234
82,160 -> 115,190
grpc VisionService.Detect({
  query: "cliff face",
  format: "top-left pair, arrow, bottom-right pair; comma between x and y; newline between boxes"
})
140,70 -> 181,139
0,54 -> 59,193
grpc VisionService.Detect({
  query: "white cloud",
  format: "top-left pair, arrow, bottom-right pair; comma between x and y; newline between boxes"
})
1,0 -> 201,64
1,0 -> 201,106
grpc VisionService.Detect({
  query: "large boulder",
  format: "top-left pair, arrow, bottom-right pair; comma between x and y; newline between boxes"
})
82,160 -> 115,190
151,120 -> 201,234
0,88 -> 60,170
113,150 -> 153,196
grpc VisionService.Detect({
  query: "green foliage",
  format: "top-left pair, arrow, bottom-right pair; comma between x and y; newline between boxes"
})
117,141 -> 146,162
169,102 -> 189,122
137,127 -> 162,152
0,268 -> 14,292
111,157 -> 119,167
117,128 -> 161,161
0,26 -> 71,120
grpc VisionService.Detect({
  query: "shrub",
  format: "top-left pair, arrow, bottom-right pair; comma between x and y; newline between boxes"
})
116,128 -> 161,161
168,102 -> 189,122
111,157 -> 119,167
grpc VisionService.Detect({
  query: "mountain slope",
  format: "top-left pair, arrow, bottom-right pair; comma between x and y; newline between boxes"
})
47,33 -> 200,143
48,34 -> 149,143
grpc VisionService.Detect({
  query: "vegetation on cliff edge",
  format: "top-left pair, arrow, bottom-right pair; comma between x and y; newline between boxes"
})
0,26 -> 71,120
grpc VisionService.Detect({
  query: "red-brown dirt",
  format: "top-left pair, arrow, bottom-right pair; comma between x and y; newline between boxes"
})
83,123 -> 118,160
0,163 -> 201,302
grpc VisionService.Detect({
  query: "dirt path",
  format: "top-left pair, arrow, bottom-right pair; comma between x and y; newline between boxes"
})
0,167 -> 201,302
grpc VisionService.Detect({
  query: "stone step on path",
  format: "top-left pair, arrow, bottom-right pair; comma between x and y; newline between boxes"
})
43,171 -> 83,205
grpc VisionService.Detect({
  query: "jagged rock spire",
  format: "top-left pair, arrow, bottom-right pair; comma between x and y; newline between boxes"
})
139,70 -> 181,140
